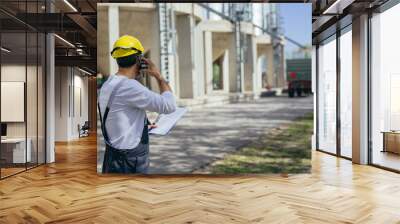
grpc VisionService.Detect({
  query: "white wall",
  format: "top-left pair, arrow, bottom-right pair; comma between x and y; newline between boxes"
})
55,66 -> 69,141
71,73 -> 89,138
1,63 -> 46,163
1,65 -> 31,137
54,67 -> 89,141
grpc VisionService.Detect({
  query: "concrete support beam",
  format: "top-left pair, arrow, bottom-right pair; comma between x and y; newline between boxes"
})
278,44 -> 286,88
46,33 -> 55,163
176,14 -> 195,99
97,5 -> 119,76
228,34 -> 239,93
222,50 -> 230,92
198,20 -> 233,33
97,7 -> 108,76
266,44 -> 275,88
352,14 -> 369,164
46,1 -> 55,163
243,35 -> 257,93
239,21 -> 254,35
252,36 -> 259,94
108,5 -> 119,76
193,23 -> 206,97
204,31 -> 213,94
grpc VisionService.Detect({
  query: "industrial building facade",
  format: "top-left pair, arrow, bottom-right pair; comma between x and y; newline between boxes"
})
97,3 -> 287,106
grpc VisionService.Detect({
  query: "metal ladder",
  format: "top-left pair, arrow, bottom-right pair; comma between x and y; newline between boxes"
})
233,4 -> 248,93
158,3 -> 174,82
267,4 -> 283,87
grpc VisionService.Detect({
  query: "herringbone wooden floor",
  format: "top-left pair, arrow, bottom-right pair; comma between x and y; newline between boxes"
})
1,135 -> 400,224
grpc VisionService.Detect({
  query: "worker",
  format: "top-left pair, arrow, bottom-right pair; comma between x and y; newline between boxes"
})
98,35 -> 176,174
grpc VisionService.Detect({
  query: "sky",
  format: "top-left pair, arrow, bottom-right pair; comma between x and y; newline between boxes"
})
279,3 -> 312,56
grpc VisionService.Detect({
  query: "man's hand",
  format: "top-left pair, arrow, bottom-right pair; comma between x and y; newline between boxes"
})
142,58 -> 161,81
148,123 -> 157,130
142,58 -> 172,93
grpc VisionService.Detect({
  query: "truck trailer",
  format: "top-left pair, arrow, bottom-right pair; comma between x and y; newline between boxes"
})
286,58 -> 312,97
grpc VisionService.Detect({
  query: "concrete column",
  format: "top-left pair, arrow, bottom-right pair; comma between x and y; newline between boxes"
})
108,5 -> 119,76
45,0 -> 55,163
46,33 -> 55,163
243,35 -> 256,92
228,34 -> 238,93
251,36 -> 258,94
352,14 -> 369,164
96,6 -> 108,76
168,10 -> 177,94
266,44 -> 274,88
194,23 -> 205,97
176,14 -> 194,98
256,52 -> 264,91
222,50 -> 229,92
278,43 -> 286,88
204,31 -> 213,94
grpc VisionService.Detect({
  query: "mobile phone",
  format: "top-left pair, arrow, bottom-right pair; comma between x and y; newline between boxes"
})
137,57 -> 149,80
139,57 -> 148,71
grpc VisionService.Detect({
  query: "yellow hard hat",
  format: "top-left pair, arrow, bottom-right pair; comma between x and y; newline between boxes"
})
111,35 -> 144,59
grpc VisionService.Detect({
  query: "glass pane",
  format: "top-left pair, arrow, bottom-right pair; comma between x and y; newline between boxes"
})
26,0 -> 41,168
340,28 -> 352,158
27,31 -> 38,169
1,31 -> 27,177
38,32 -> 45,165
318,36 -> 337,154
371,4 -> 400,171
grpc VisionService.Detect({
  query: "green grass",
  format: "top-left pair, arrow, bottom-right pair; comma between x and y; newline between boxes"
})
210,113 -> 313,174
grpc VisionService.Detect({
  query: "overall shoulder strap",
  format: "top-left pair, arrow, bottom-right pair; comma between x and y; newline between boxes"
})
100,78 -> 125,144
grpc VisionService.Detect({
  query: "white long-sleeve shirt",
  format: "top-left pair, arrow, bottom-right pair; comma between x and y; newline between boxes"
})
98,74 -> 176,149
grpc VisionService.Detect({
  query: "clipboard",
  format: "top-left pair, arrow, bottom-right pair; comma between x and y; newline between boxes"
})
149,107 -> 187,135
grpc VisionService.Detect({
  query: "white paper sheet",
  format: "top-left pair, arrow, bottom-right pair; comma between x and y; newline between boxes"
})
149,107 -> 187,135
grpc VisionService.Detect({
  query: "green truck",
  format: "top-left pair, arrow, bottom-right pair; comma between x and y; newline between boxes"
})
286,58 -> 312,97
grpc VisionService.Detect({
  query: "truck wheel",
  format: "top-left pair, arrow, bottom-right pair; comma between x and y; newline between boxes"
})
288,89 -> 294,98
296,88 -> 302,97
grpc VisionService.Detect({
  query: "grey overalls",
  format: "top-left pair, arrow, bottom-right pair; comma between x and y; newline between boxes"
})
100,80 -> 150,174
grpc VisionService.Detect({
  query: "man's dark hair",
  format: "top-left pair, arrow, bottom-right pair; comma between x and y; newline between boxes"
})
116,54 -> 139,68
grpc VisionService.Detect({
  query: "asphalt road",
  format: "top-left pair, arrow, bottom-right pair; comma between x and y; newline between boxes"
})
148,95 -> 313,174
